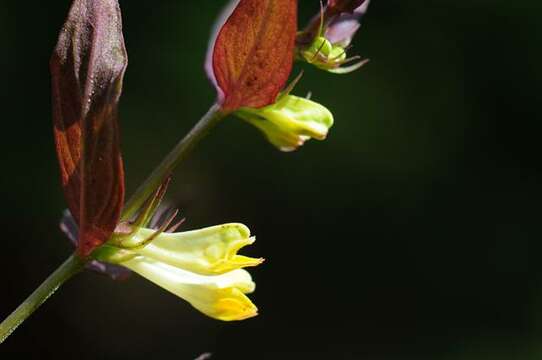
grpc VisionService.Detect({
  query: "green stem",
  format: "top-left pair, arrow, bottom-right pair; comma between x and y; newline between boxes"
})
122,103 -> 225,220
0,104 -> 225,344
0,253 -> 85,344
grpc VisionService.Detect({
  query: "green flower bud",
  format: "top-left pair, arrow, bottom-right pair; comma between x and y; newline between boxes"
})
295,0 -> 370,74
236,94 -> 334,152
305,36 -> 333,58
300,36 -> 348,71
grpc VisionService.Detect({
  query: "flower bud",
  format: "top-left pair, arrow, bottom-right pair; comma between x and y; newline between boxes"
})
236,94 -> 334,152
299,36 -> 349,72
297,0 -> 370,74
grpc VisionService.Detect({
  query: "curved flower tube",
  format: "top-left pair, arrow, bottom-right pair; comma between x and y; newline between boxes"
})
94,221 -> 262,321
123,257 -> 258,321
128,223 -> 263,275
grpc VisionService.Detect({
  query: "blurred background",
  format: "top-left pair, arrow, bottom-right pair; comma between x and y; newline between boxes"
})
1,0 -> 542,358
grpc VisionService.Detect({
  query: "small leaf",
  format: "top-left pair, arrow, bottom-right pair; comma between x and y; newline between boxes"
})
51,0 -> 127,256
211,0 -> 298,111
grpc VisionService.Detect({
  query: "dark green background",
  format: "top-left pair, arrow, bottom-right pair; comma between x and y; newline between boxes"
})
1,0 -> 542,358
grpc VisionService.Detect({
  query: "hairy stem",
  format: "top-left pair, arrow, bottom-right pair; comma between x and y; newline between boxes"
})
0,254 -> 85,344
122,103 -> 225,220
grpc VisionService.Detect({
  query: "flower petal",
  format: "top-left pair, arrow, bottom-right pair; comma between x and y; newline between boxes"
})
131,223 -> 263,275
123,257 -> 258,321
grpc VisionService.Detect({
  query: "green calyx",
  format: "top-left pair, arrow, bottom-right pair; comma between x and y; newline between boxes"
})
297,35 -> 368,74
301,36 -> 347,70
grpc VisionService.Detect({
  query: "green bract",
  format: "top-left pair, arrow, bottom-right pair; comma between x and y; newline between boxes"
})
236,94 -> 334,152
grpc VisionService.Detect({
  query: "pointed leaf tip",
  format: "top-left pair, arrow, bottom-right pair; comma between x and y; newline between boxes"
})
51,0 -> 127,256
211,0 -> 298,111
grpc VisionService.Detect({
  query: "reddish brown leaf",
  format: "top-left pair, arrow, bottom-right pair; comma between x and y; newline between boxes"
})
50,0 -> 127,257
212,0 -> 297,112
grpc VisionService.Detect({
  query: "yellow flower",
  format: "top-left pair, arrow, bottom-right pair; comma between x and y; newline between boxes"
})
123,256 -> 258,321
98,223 -> 262,321
129,223 -> 263,275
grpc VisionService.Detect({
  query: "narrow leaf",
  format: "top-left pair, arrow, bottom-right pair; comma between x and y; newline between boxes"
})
51,0 -> 127,256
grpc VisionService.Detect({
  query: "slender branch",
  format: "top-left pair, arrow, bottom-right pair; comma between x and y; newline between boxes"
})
122,103 -> 225,220
0,253 -> 85,344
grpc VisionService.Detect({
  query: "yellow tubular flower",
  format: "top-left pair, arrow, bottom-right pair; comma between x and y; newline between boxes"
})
129,223 -> 263,275
123,256 -> 258,321
97,222 -> 263,321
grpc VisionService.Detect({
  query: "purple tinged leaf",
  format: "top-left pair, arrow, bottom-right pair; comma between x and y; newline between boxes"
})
51,0 -> 127,257
327,0 -> 367,14
205,0 -> 242,104
206,0 -> 298,111
298,0 -> 370,47
325,0 -> 370,46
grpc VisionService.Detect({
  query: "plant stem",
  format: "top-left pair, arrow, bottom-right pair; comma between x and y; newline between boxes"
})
0,104 -> 225,344
0,253 -> 85,344
122,103 -> 225,220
